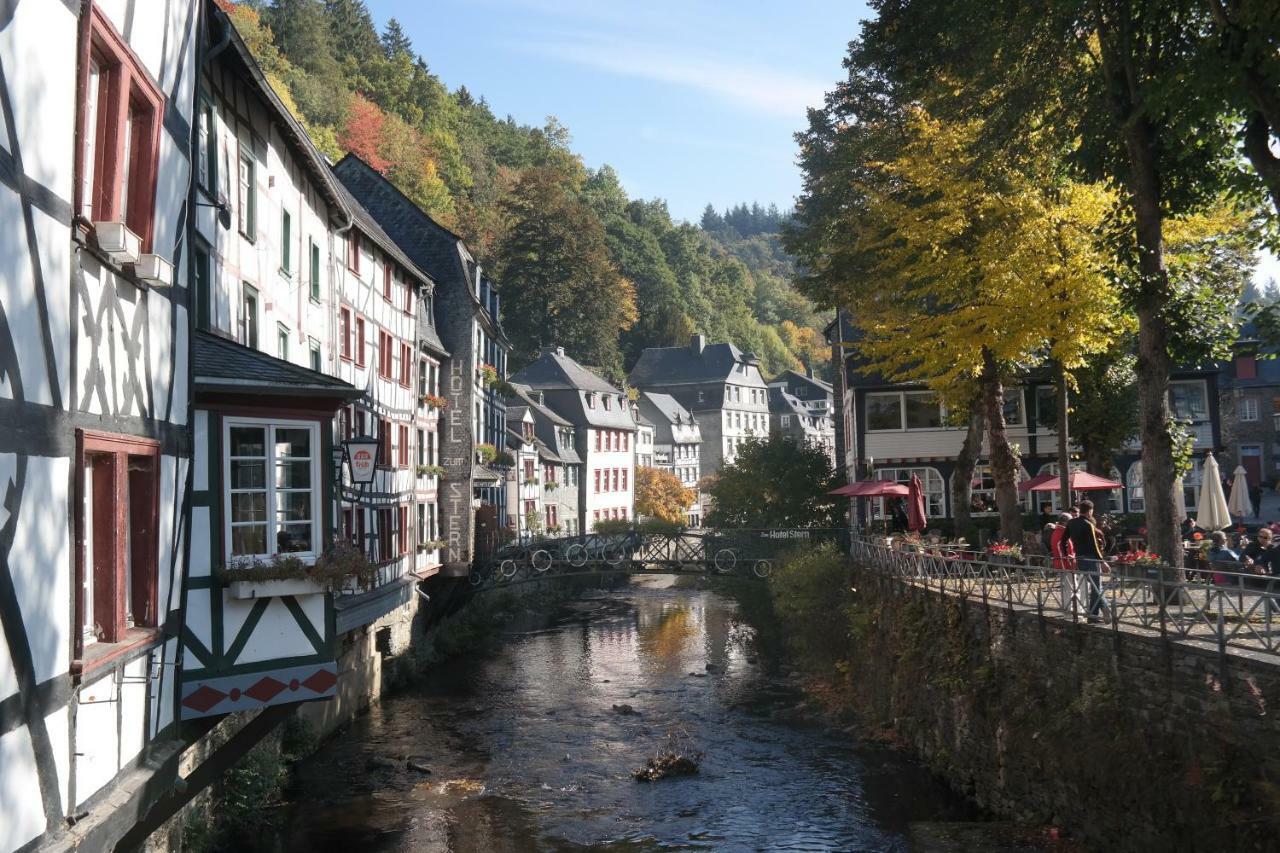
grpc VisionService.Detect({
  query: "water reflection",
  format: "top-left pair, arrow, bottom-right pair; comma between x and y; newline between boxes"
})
278,582 -> 977,852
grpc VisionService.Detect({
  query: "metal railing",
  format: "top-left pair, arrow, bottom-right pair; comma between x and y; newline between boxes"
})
852,537 -> 1280,663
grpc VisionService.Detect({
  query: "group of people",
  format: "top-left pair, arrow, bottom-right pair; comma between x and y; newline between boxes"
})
1202,529 -> 1280,576
1039,499 -> 1109,619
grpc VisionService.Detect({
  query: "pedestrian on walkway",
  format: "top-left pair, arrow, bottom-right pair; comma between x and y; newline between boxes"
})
1065,499 -> 1107,620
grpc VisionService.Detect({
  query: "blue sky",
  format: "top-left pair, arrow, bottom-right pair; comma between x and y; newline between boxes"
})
369,0 -> 869,223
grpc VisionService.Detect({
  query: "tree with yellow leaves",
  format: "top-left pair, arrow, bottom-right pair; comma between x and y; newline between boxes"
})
841,110 -> 1129,541
635,467 -> 695,525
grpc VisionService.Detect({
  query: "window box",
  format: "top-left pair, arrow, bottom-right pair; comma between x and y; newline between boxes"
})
134,252 -> 172,286
94,221 -> 142,266
228,577 -> 328,599
420,394 -> 448,409
417,464 -> 445,477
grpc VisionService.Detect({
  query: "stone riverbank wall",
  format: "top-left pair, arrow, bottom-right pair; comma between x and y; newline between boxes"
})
845,564 -> 1280,852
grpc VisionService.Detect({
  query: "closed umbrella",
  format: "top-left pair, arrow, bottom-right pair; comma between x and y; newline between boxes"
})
907,473 -> 928,532
1173,476 -> 1188,524
1197,453 -> 1233,531
1229,464 -> 1254,519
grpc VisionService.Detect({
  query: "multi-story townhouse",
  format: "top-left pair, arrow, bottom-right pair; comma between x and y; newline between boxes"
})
504,407 -> 542,539
333,155 -> 510,572
629,335 -> 771,477
184,5 -> 362,728
511,347 -> 636,531
509,384 -> 583,536
828,316 -> 1222,520
637,392 -> 704,526
1217,344 -> 1277,514
768,369 -> 836,464
635,408 -> 656,468
413,305 -> 450,572
330,182 -> 448,637
0,4 -> 199,849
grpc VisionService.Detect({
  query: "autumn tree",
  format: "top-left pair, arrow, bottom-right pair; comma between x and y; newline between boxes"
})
705,434 -> 840,529
491,166 -> 637,371
635,467 -> 695,525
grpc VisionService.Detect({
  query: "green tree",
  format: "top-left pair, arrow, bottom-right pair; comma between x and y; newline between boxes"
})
705,434 -> 840,529
491,167 -> 637,371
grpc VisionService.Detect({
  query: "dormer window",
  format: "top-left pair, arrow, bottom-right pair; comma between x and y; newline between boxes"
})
587,393 -> 596,409
603,395 -> 612,411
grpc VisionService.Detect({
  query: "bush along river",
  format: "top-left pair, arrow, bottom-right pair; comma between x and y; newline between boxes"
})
271,578 -> 1020,852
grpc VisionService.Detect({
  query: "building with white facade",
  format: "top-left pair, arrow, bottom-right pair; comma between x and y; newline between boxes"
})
508,385 -> 583,536
768,370 -> 836,465
511,347 -> 636,531
637,392 -> 704,526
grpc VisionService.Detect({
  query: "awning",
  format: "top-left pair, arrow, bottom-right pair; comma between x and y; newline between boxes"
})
1019,470 -> 1123,494
472,464 -> 503,486
830,480 -> 910,498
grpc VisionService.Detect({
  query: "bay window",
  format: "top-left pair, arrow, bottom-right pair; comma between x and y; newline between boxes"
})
1170,381 -> 1208,422
225,420 -> 320,561
903,392 -> 942,429
865,393 -> 903,431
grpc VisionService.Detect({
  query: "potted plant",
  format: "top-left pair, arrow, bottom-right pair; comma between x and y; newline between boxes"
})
417,464 -> 446,477
476,443 -> 498,464
987,541 -> 1023,566
493,450 -> 515,468
420,394 -> 448,409
545,481 -> 559,491
219,543 -> 375,599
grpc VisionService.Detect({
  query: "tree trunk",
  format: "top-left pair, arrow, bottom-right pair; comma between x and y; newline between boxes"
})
1242,111 -> 1280,220
981,348 -> 1023,544
951,393 -> 986,541
1057,363 -> 1070,510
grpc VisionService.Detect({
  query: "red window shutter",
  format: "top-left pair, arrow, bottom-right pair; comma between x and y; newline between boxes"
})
1236,356 -> 1258,380
356,318 -> 366,366
399,425 -> 409,467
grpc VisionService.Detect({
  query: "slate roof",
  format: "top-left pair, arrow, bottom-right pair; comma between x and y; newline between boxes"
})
507,384 -> 572,426
512,347 -> 620,394
771,369 -> 833,396
640,391 -> 694,426
193,331 -> 360,398
332,154 -> 506,344
629,340 -> 760,387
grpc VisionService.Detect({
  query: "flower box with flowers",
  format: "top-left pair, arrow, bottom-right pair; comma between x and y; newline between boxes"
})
417,464 -> 446,478
476,443 -> 498,464
219,545 -> 375,599
987,542 -> 1023,564
420,394 -> 448,410
418,539 -> 446,552
544,481 -> 558,491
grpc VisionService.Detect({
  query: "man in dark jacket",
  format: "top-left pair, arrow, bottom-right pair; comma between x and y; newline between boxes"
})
1065,499 -> 1107,619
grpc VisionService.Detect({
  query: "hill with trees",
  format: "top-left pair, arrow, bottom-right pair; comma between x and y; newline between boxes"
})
220,0 -> 826,382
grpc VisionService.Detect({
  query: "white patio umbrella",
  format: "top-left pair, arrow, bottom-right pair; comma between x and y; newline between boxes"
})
1229,464 -> 1254,519
1197,453 -> 1233,531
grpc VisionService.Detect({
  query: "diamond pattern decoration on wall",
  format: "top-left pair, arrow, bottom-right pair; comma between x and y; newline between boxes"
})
244,676 -> 287,703
302,669 -> 337,694
181,685 -> 227,713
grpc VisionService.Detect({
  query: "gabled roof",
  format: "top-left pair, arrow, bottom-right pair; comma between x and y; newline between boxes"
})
629,338 -> 761,387
507,384 -> 572,426
193,331 -> 360,398
640,391 -> 694,426
770,369 -> 832,395
512,347 -> 620,394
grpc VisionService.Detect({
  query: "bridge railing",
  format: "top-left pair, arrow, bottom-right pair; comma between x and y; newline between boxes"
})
851,536 -> 1280,661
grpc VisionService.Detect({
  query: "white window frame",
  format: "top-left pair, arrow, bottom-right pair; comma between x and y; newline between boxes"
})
870,467 -> 946,519
223,417 -> 322,564
1169,379 -> 1209,422
1240,396 -> 1259,422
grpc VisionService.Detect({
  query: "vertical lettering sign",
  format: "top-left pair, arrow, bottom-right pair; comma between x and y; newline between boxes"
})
441,357 -> 472,567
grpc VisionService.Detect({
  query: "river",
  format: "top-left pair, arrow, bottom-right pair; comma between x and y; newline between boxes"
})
275,580 -> 987,852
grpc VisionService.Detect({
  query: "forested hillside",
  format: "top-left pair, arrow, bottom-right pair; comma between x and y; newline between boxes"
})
220,1 -> 825,382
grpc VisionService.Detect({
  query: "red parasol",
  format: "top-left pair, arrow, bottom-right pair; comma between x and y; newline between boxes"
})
1024,470 -> 1123,493
829,480 -> 910,498
907,473 -> 928,532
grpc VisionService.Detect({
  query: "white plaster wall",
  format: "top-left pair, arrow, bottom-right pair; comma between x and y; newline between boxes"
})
0,1 -> 76,197
0,725 -> 45,851
75,669 -> 120,806
9,456 -> 70,684
229,595 -> 323,665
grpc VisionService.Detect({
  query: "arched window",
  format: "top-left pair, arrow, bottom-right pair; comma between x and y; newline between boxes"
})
871,467 -> 946,519
1128,459 -> 1202,517
1038,462 -> 1122,513
960,464 -> 1033,516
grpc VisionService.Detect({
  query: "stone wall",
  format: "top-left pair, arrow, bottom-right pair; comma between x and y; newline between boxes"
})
846,565 -> 1280,852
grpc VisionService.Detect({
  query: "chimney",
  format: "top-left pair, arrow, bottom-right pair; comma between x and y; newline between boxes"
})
690,334 -> 706,355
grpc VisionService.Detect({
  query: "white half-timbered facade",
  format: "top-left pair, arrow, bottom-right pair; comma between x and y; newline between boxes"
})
0,1 -> 198,849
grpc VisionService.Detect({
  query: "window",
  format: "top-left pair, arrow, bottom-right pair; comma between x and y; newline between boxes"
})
355,318 -> 366,367
280,209 -> 292,275
781,415 -> 791,427
612,469 -> 620,491
348,231 -> 361,273
377,331 -> 392,379
237,142 -> 255,239
400,343 -> 412,386
197,95 -> 216,194
225,420 -> 319,560
904,392 -> 942,429
586,394 -> 596,410
277,323 -> 289,361
77,431 -> 159,651
418,503 -> 427,547
964,464 -> 1031,515
621,469 -> 628,490
340,308 -> 352,360
309,338 -> 321,372
78,7 -> 164,249
377,508 -> 392,562
1236,356 -> 1258,380
1241,397 -> 1259,422
1002,392 -> 1024,427
594,470 -> 600,493
383,260 -> 393,301
623,433 -> 629,452
1170,381 -> 1207,421
604,395 -> 612,411
309,239 -> 320,301
240,283 -> 258,349
865,393 -> 903,431
378,418 -> 391,467
1128,459 -> 1201,515
595,431 -> 602,452
417,429 -> 426,467
398,424 -> 409,468
404,282 -> 414,314
193,244 -> 210,330
1035,386 -> 1058,430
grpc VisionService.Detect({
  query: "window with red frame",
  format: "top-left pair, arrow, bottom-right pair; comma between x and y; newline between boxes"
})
621,507 -> 628,521
523,459 -> 535,480
377,330 -> 392,379
377,508 -> 392,561
355,317 -> 366,367
339,307 -> 351,360
623,433 -> 629,452
398,424 -> 409,467
398,505 -> 409,555
594,469 -> 600,493
78,6 -> 164,251
348,231 -> 361,273
378,418 -> 391,467
399,343 -> 412,386
76,431 -> 159,657
383,260 -> 393,301
612,469 -> 620,491
595,430 -> 601,452
404,282 -> 414,315
622,469 -> 628,490
593,510 -> 600,525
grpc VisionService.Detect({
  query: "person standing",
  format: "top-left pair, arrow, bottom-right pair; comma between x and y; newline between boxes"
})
1065,500 -> 1107,620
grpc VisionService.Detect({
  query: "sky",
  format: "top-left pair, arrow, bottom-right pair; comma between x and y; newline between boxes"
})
370,0 -> 869,224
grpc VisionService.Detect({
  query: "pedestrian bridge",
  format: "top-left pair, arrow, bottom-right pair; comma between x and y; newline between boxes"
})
469,527 -> 849,589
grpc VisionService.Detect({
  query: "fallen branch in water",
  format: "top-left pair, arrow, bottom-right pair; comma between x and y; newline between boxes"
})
633,728 -> 703,782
